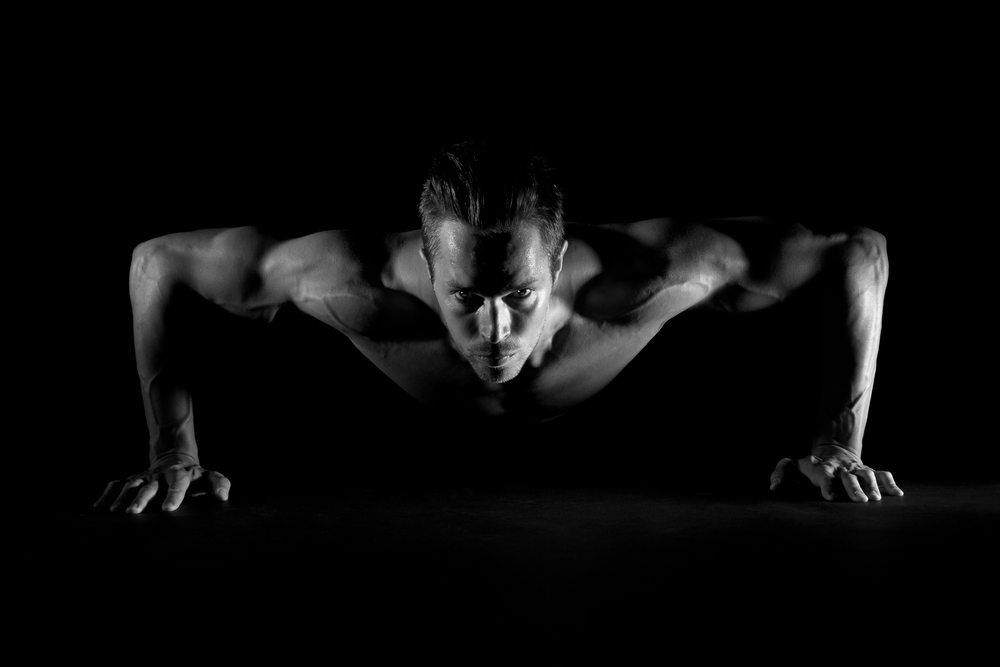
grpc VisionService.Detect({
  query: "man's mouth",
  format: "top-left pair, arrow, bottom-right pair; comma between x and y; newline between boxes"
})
473,352 -> 516,368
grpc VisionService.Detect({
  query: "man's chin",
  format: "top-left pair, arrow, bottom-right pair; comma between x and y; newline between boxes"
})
472,357 -> 525,384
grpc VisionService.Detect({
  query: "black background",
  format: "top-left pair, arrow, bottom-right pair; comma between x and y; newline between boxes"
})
20,22 -> 994,505
12,17 -> 997,654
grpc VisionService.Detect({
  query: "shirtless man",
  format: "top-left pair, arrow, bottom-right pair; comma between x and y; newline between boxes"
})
94,141 -> 903,514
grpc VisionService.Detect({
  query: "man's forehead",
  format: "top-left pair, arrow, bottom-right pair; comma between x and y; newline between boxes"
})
437,219 -> 546,284
438,218 -> 541,252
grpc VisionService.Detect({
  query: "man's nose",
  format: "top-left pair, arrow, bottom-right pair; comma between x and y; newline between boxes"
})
479,299 -> 511,344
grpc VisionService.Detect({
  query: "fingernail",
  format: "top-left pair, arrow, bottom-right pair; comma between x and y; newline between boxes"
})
162,503 -> 175,511
127,505 -> 139,513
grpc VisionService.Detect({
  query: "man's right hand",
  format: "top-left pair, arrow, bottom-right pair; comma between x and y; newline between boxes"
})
93,463 -> 231,514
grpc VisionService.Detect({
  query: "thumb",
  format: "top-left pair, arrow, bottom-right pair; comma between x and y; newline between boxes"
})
770,458 -> 795,491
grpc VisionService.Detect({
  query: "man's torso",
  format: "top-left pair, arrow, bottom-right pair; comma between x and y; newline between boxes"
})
288,219 -> 727,419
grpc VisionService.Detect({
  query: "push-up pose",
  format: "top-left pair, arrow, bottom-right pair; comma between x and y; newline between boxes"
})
95,141 -> 902,514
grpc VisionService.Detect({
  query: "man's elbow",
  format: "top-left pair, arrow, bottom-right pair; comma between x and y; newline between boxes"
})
131,241 -> 157,280
841,227 -> 888,282
130,240 -> 180,295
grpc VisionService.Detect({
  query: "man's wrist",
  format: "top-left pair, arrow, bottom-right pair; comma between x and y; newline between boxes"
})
149,450 -> 200,471
149,427 -> 199,468
809,442 -> 862,464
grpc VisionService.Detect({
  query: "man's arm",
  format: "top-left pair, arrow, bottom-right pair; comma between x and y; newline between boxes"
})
96,226 -> 320,513
694,218 -> 903,501
131,227 -> 294,466
607,216 -> 900,501
97,226 -> 442,514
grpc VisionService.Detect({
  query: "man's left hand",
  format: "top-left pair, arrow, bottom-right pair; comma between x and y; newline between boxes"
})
769,443 -> 904,502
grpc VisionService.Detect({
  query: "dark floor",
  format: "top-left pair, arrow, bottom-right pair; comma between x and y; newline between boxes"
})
15,473 -> 999,648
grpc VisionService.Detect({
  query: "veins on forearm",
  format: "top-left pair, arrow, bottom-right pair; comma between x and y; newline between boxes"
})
816,236 -> 887,454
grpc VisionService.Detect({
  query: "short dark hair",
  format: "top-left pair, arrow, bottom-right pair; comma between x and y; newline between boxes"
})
419,141 -> 565,281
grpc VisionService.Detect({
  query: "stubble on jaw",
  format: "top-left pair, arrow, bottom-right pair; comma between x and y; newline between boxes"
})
467,317 -> 550,385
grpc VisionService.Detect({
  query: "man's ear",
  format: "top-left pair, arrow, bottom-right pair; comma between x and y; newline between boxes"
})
419,247 -> 434,283
552,240 -> 569,285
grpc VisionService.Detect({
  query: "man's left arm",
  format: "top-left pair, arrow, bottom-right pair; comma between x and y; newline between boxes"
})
700,218 -> 904,502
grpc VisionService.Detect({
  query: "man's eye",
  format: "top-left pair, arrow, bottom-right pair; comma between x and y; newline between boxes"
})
510,289 -> 533,299
455,290 -> 473,300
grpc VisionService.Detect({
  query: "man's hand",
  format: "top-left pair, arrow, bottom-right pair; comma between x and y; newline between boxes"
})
769,443 -> 903,502
94,463 -> 231,514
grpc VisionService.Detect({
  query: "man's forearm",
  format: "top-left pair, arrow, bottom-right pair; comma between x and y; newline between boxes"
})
814,229 -> 888,457
131,244 -> 199,469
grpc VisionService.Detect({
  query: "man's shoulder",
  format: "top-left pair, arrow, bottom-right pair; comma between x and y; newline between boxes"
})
561,220 -> 682,323
563,218 -> 694,283
562,218 -> 750,326
277,228 -> 443,339
380,230 -> 436,306
263,228 -> 421,284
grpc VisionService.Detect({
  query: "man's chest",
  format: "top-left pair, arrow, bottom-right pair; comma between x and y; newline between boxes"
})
343,316 -> 664,419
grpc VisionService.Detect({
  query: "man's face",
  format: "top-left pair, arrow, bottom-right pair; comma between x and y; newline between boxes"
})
425,219 -> 564,384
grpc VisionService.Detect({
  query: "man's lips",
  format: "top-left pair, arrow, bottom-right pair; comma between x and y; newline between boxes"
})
472,351 -> 516,367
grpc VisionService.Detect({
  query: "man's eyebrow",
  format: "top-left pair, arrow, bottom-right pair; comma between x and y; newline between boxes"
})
444,278 -> 540,292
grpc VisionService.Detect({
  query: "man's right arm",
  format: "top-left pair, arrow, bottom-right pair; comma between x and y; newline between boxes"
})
132,226 -> 296,467
97,226 -> 321,513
